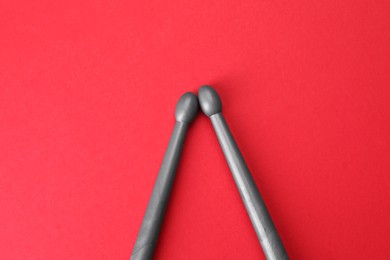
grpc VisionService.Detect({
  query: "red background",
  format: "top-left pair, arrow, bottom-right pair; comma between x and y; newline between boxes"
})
1,0 -> 390,259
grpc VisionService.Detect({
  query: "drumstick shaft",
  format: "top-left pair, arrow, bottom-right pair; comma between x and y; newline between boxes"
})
131,122 -> 188,260
211,113 -> 287,260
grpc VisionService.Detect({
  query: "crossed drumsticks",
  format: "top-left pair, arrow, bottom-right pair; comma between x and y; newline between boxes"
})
131,86 -> 288,260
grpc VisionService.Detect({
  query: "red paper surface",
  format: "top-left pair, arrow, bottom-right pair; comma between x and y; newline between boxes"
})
1,0 -> 390,259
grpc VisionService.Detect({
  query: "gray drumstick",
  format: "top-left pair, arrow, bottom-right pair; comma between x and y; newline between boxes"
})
198,86 -> 288,260
131,92 -> 198,260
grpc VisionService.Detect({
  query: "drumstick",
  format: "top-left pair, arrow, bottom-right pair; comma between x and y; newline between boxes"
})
131,92 -> 198,260
198,86 -> 288,260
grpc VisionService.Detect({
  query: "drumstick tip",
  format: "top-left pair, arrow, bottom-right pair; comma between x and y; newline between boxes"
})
175,92 -> 199,123
198,85 -> 222,117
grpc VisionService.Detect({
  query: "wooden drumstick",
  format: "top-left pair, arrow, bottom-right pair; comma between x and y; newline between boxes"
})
131,92 -> 198,260
198,86 -> 288,260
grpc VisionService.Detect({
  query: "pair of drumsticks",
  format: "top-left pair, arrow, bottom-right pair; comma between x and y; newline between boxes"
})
131,86 -> 288,260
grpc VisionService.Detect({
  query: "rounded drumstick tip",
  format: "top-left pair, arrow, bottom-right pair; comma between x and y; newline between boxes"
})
175,92 -> 199,123
198,85 -> 222,117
